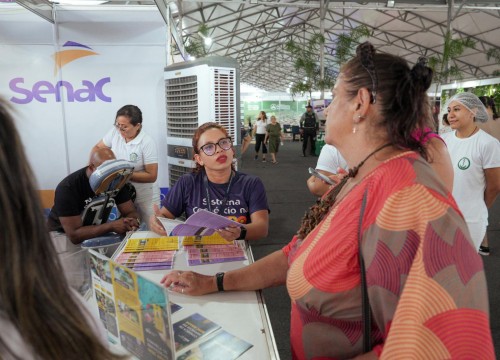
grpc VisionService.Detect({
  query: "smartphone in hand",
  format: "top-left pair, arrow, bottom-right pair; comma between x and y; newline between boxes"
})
308,167 -> 335,185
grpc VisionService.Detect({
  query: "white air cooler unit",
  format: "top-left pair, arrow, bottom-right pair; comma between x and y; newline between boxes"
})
164,56 -> 240,188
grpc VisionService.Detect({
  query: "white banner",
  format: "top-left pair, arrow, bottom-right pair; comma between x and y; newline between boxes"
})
0,5 -> 169,208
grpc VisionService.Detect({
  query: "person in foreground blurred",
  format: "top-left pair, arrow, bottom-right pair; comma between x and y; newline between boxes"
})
442,92 -> 500,254
0,99 -> 122,360
150,122 -> 269,241
160,43 -> 494,359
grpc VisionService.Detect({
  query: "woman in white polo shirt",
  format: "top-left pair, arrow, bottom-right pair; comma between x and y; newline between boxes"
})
442,92 -> 500,252
93,104 -> 160,227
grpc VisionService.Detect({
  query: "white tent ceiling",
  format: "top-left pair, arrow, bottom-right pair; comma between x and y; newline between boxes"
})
17,0 -> 500,92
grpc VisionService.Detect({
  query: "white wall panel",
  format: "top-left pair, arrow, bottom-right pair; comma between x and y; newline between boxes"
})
0,5 -> 169,207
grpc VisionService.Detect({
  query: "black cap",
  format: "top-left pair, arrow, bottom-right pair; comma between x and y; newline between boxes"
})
306,104 -> 313,108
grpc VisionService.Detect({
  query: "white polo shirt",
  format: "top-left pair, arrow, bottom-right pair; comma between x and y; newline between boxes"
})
442,129 -> 500,224
102,127 -> 160,223
102,127 -> 158,173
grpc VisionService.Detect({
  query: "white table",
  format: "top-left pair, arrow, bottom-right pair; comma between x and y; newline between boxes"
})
100,231 -> 280,360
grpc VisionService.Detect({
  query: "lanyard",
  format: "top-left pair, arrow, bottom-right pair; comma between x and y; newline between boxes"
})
203,170 -> 234,215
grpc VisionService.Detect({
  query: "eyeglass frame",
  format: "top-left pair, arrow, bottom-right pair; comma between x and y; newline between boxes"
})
114,122 -> 140,131
198,137 -> 233,156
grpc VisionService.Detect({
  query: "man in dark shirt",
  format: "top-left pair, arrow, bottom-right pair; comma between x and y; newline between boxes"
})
47,147 -> 140,244
299,105 -> 319,157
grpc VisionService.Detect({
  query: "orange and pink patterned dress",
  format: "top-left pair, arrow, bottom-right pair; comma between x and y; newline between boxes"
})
283,151 -> 494,359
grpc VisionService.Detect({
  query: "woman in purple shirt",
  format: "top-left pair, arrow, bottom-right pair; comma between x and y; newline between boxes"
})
149,122 -> 269,241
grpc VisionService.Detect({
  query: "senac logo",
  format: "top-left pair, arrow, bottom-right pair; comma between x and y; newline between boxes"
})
9,41 -> 111,105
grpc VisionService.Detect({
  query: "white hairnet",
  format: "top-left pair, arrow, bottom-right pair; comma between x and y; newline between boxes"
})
446,92 -> 489,123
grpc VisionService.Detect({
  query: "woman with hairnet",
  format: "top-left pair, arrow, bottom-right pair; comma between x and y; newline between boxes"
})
442,92 -> 500,253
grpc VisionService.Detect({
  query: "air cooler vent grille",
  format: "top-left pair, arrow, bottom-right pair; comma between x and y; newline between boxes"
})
168,164 -> 192,188
213,68 -> 236,141
165,75 -> 198,138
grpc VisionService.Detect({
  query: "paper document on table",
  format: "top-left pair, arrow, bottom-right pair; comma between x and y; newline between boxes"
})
157,217 -> 184,235
157,209 -> 242,237
88,250 -> 175,359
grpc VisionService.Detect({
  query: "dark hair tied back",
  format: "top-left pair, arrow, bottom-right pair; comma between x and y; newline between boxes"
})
409,57 -> 433,94
356,42 -> 378,103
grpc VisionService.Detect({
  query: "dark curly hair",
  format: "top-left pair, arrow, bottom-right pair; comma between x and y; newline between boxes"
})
297,42 -> 434,240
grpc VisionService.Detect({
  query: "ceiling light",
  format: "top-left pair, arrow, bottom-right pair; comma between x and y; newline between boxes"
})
386,0 -> 395,7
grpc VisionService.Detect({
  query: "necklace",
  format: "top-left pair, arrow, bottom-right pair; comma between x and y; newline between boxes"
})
462,126 -> 478,138
203,170 -> 234,215
347,142 -> 394,178
297,142 -> 393,240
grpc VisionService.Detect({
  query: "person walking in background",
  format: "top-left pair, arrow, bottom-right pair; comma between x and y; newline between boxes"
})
92,104 -> 160,227
299,104 -> 318,157
442,92 -> 500,255
240,121 -> 252,155
265,115 -> 284,164
0,98 -> 121,360
159,42 -> 494,359
253,111 -> 268,162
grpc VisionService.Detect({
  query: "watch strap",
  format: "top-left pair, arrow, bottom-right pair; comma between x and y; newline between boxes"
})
216,272 -> 225,292
237,226 -> 247,240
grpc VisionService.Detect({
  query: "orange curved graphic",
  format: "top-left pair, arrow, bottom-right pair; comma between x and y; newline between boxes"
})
53,49 -> 98,75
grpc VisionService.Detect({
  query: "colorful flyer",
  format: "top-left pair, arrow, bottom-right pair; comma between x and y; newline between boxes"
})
89,250 -> 175,360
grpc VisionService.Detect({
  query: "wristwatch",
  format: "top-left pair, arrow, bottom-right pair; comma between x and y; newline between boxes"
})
237,227 -> 247,240
216,272 -> 225,292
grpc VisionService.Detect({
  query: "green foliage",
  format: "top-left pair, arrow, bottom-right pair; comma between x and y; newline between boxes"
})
440,91 -> 448,107
285,33 -> 335,97
493,70 -> 500,77
441,83 -> 500,108
183,24 -> 210,59
291,82 -> 313,97
486,48 -> 500,63
334,25 -> 371,65
185,40 -> 206,58
198,23 -> 209,37
285,25 -> 370,97
431,31 -> 475,83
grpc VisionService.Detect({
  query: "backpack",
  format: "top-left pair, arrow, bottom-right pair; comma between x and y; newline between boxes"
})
304,112 -> 316,128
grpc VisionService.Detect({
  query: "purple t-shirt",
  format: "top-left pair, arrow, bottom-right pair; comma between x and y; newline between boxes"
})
162,171 -> 269,224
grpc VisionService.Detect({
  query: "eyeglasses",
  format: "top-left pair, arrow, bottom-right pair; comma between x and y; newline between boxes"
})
114,122 -> 130,131
199,137 -> 232,156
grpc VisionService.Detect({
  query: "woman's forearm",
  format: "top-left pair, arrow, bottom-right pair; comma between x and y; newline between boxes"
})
224,250 -> 288,291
